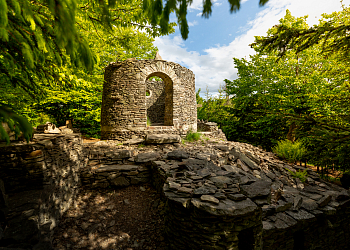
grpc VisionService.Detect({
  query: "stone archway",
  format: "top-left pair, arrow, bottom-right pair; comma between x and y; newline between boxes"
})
145,72 -> 173,126
101,59 -> 197,140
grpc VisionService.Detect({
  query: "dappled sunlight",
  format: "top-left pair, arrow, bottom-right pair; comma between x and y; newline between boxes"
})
52,184 -> 166,250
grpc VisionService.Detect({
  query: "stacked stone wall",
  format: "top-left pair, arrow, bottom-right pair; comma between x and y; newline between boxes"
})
0,134 -> 85,249
2,134 -> 350,250
101,59 -> 197,141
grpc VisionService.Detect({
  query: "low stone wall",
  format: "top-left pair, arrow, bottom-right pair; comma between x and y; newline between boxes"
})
0,134 -> 85,250
2,133 -> 350,250
79,139 -> 350,250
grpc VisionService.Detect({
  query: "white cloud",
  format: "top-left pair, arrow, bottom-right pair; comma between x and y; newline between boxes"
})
155,0 -> 350,93
188,20 -> 198,27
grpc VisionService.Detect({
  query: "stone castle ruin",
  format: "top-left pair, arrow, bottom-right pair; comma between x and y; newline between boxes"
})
101,58 -> 197,140
1,57 -> 350,249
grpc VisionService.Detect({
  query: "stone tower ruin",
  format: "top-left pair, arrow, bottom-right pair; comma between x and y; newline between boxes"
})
101,58 -> 197,140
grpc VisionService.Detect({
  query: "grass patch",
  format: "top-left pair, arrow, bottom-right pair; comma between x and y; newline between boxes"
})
138,143 -> 145,148
185,130 -> 201,142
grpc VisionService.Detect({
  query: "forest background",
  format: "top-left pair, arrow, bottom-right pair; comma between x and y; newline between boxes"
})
0,1 -> 349,180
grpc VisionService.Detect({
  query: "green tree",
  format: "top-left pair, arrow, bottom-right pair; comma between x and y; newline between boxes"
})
0,0 -> 172,142
144,0 -> 269,39
226,9 -> 350,170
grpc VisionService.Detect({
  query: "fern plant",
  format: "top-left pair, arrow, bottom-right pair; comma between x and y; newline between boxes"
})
286,168 -> 308,183
273,139 -> 306,163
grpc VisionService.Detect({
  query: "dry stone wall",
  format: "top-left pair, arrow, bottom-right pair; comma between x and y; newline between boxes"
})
2,132 -> 350,250
101,59 -> 197,141
78,138 -> 350,250
0,134 -> 85,250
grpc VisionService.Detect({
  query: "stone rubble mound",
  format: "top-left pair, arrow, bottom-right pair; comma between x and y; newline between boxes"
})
82,139 -> 350,250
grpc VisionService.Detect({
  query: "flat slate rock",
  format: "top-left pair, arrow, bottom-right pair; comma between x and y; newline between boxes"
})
135,152 -> 160,163
200,195 -> 220,204
241,180 -> 271,199
210,176 -> 233,188
191,197 -> 258,217
145,134 -> 181,144
123,138 -> 144,145
167,150 -> 189,160
95,164 -> 138,172
286,209 -> 316,222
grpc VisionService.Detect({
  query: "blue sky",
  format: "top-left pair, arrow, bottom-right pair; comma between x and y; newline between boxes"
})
154,0 -> 350,95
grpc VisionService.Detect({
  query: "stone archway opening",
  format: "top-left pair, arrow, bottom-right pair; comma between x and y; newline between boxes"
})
145,72 -> 173,126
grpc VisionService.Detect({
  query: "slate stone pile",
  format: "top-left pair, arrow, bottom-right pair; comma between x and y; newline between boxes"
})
152,143 -> 350,250
0,134 -> 85,250
2,132 -> 350,250
81,138 -> 350,250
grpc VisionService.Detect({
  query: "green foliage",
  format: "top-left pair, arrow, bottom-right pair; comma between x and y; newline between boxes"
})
185,130 -> 201,142
148,76 -> 162,81
285,168 -> 308,183
144,0 -> 269,39
138,143 -> 145,148
273,139 -> 306,163
147,116 -> 152,126
253,7 -> 350,64
0,106 -> 32,143
0,0 -> 175,142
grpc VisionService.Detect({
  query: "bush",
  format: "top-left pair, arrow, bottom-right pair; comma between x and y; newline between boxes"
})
185,131 -> 201,142
273,139 -> 306,163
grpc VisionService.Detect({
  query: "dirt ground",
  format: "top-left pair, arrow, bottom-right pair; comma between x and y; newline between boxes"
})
52,183 -> 167,250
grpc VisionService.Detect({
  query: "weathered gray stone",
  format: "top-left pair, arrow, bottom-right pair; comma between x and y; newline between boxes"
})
227,193 -> 246,201
177,187 -> 193,194
111,177 -> 130,186
286,209 -> 316,222
241,180 -> 271,199
194,186 -> 216,195
167,150 -> 189,160
301,197 -> 318,211
222,165 -> 242,174
275,212 -> 297,228
210,176 -> 232,188
135,152 -> 160,163
293,195 -> 303,210
275,200 -> 292,212
197,168 -> 211,178
105,150 -> 132,159
191,197 -> 258,217
123,138 -> 144,145
200,195 -> 219,204
263,221 -> 275,231
145,134 -> 181,144
237,159 -> 250,172
317,194 -> 332,207
95,164 -> 138,172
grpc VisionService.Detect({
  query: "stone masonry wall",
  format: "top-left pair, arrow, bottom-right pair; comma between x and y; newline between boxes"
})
0,134 -> 85,249
101,59 -> 197,141
2,133 -> 350,250
78,139 -> 350,250
146,79 -> 165,125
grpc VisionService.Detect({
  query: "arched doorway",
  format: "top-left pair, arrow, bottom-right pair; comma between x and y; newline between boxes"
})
145,72 -> 173,126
